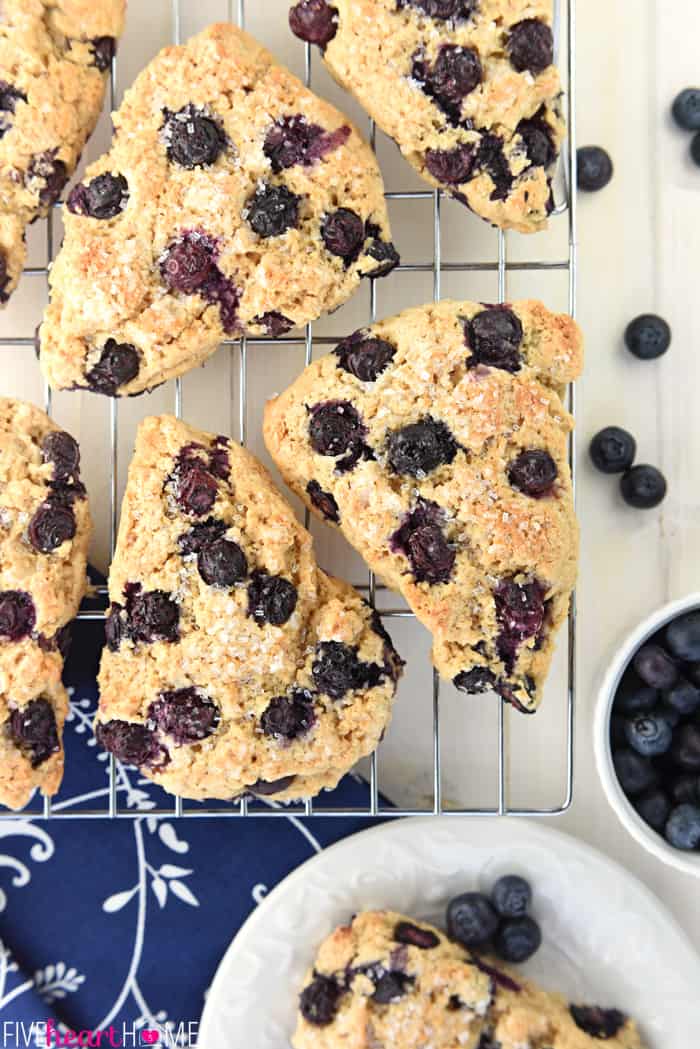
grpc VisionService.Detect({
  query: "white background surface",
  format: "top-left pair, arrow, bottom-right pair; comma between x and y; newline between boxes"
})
2,1 -> 700,949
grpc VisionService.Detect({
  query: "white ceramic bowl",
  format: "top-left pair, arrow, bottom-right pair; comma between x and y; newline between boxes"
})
594,593 -> 700,877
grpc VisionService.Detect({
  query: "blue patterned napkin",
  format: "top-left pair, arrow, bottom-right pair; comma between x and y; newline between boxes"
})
0,611 -> 385,1048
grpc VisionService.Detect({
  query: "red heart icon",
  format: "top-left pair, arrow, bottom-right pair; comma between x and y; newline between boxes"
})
141,1032 -> 159,1045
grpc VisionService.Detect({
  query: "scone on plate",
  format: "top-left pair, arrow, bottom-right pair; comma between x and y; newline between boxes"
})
264,299 -> 583,713
0,0 -> 125,303
293,911 -> 647,1049
95,416 -> 402,802
39,22 -> 398,397
0,398 -> 92,809
289,0 -> 564,233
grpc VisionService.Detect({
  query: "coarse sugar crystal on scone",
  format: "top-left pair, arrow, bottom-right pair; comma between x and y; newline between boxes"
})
289,0 -> 564,233
264,299 -> 583,713
0,398 -> 92,809
39,23 -> 398,398
95,416 -> 402,802
0,0 -> 125,304
293,911 -> 648,1049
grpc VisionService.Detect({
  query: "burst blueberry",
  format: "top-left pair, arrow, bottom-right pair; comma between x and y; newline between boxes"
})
85,339 -> 140,395
425,144 -> 476,185
128,589 -> 180,644
508,450 -> 557,497
289,0 -> 339,47
507,19 -> 553,75
247,184 -> 300,238
149,688 -> 219,744
9,698 -> 59,767
306,480 -> 340,523
322,208 -> 365,263
335,331 -> 396,382
0,590 -> 36,641
68,173 -> 129,220
494,579 -> 546,670
517,110 -> 556,168
394,921 -> 439,949
309,401 -> 365,460
261,689 -> 316,740
42,431 -> 80,482
467,307 -> 523,372
164,105 -> 226,168
96,719 -> 168,769
247,571 -> 298,627
423,45 -> 482,117
91,36 -> 116,72
386,418 -> 456,477
570,1006 -> 626,1039
27,500 -> 76,554
197,538 -> 248,588
454,667 -> 497,694
312,641 -> 379,699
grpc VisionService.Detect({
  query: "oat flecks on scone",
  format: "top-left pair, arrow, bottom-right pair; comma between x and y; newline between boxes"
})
264,299 -> 583,713
292,911 -> 647,1049
0,398 -> 92,809
0,0 -> 125,304
95,416 -> 402,802
39,24 -> 398,398
289,0 -> 564,233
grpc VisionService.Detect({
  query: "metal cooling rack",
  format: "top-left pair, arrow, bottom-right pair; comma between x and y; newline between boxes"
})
2,0 -> 577,820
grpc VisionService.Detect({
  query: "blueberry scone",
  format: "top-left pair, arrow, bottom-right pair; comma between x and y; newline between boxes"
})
0,398 -> 92,809
0,0 -> 125,304
293,912 -> 647,1049
39,24 -> 398,398
264,300 -> 583,713
95,416 -> 402,802
289,0 -> 564,233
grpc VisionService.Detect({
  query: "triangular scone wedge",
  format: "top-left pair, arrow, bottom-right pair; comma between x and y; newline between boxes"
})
95,416 -> 402,802
39,22 -> 398,397
264,299 -> 583,713
0,398 -> 92,809
0,0 -> 125,303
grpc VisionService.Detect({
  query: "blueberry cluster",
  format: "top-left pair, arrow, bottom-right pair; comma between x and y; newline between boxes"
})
611,609 -> 700,851
590,424 -> 667,510
671,88 -> 700,167
446,874 -> 541,964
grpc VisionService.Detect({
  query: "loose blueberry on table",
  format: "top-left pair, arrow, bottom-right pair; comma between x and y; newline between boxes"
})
610,606 -> 700,849
624,313 -> 671,360
576,146 -> 613,191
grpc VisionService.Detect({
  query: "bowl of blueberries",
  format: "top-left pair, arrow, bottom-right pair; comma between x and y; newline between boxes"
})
595,595 -> 700,875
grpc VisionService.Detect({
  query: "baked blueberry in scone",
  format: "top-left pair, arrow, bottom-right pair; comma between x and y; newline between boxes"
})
39,23 -> 398,397
264,299 -> 583,713
0,0 -> 125,304
289,0 -> 564,233
0,398 -> 92,809
95,416 -> 402,802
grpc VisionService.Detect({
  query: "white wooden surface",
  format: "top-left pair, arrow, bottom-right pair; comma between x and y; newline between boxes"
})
2,1 -> 700,949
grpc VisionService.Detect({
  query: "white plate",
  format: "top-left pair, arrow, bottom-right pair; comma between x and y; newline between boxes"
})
200,818 -> 700,1048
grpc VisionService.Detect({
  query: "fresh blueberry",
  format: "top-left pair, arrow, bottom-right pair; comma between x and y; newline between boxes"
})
507,19 -> 553,75
321,208 -> 365,263
613,748 -> 657,796
289,0 -> 338,47
390,500 -> 455,585
633,644 -> 678,689
491,874 -> 532,918
67,173 -> 129,220
128,589 -> 180,644
691,132 -> 700,167
663,679 -> 700,716
8,698 -> 59,767
393,921 -> 439,949
306,480 -> 340,523
386,418 -> 457,477
0,590 -> 36,641
309,401 -> 365,461
623,711 -> 673,757
507,450 -> 557,497
576,146 -> 614,191
569,1006 -> 626,1039
454,667 -> 497,694
634,787 -> 671,832
671,724 -> 700,771
148,688 -> 219,744
247,572 -> 298,627
672,88 -> 700,131
164,105 -> 226,168
246,184 -> 300,238
621,464 -> 667,509
312,641 -> 379,699
41,431 -> 80,482
197,538 -> 248,588
446,892 -> 499,947
665,803 -> 700,850
494,578 -> 546,671
589,427 -> 636,474
425,144 -> 476,185
85,339 -> 140,395
27,500 -> 76,553
91,36 -> 116,72
516,110 -> 556,168
423,45 -> 482,117
669,773 -> 700,806
494,916 -> 541,964
335,331 -> 396,382
161,234 -> 217,294
467,307 -> 523,373
666,611 -> 700,661
261,689 -> 316,740
624,314 -> 671,360
613,684 -> 658,716
95,719 -> 168,769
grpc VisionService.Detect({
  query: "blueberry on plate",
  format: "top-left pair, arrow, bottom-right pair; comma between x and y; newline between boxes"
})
665,803 -> 700,850
624,314 -> 671,360
493,916 -> 542,964
671,723 -> 700,771
663,679 -> 700,716
672,88 -> 700,131
446,892 -> 499,947
634,787 -> 670,832
613,684 -> 657,716
589,427 -> 636,474
612,748 -> 657,796
623,711 -> 673,757
666,611 -> 700,661
620,464 -> 667,509
633,643 -> 678,690
491,874 -> 531,918
576,146 -> 613,191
